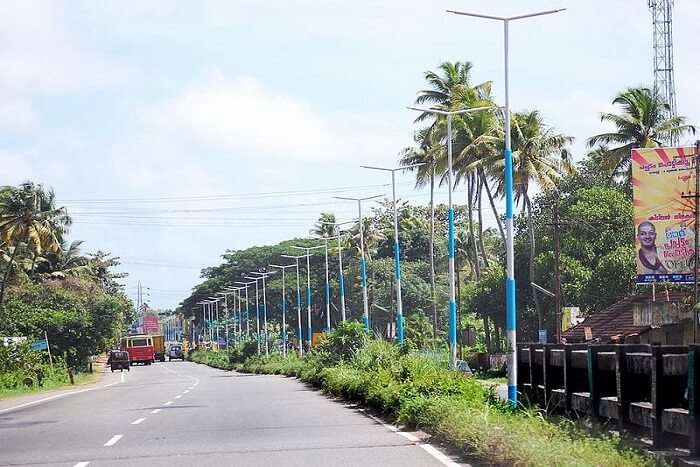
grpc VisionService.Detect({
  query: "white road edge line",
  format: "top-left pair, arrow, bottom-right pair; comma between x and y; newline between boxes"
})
164,401 -> 173,406
74,462 -> 90,467
151,409 -> 161,414
103,434 -> 123,447
103,383 -> 115,388
0,387 -> 98,415
130,417 -> 146,425
367,413 -> 461,467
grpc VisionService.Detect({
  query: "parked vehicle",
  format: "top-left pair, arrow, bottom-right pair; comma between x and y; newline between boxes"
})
109,350 -> 130,372
168,344 -> 184,361
152,334 -> 166,362
120,335 -> 155,365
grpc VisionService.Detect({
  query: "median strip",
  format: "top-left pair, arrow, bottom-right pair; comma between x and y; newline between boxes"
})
103,434 -> 123,447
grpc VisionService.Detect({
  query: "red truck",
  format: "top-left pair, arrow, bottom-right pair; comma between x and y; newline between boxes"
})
121,335 -> 155,365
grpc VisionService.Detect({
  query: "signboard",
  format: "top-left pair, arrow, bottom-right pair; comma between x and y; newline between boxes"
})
538,330 -> 548,344
143,315 -> 160,334
31,339 -> 48,351
632,146 -> 699,283
584,326 -> 593,341
2,336 -> 27,347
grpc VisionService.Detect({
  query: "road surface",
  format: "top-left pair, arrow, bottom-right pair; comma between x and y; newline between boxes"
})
0,361 -> 462,466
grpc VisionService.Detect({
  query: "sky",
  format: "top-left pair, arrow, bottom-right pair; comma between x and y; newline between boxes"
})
6,0 -> 700,309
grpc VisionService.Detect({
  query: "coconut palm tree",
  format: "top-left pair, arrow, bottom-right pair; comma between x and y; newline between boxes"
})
313,213 -> 336,238
587,87 -> 695,178
0,182 -> 71,304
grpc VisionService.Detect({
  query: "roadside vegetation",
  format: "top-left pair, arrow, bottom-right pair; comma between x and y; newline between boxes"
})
0,182 -> 133,398
189,322 -> 653,467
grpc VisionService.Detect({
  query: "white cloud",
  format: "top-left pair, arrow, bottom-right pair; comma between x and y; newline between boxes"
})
148,74 -> 336,161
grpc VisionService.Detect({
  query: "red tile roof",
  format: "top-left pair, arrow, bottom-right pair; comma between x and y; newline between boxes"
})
561,291 -> 690,343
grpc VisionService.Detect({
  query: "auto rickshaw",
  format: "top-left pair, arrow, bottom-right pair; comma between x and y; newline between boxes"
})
110,350 -> 130,372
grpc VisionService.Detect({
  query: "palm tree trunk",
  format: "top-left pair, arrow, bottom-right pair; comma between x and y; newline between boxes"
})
526,195 -> 544,333
0,238 -> 22,306
429,170 -> 437,343
480,170 -> 505,244
476,175 -> 489,268
455,256 -> 462,358
494,324 -> 501,353
467,174 -> 481,279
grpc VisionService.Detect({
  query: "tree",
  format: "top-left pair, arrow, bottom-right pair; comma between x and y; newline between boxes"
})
313,213 -> 336,238
0,183 -> 71,305
587,87 -> 695,179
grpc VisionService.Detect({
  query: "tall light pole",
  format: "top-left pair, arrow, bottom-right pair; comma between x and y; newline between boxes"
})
251,270 -> 275,357
446,6 -> 565,405
319,219 -> 356,323
244,276 -> 263,355
291,245 -> 324,349
271,264 -> 296,357
361,163 -> 424,344
208,296 -> 224,350
333,194 -> 384,330
217,290 -> 238,348
195,301 -> 208,344
407,105 -> 491,369
282,254 -> 307,357
234,282 -> 255,338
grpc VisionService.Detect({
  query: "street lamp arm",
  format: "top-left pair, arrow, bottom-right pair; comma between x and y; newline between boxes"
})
446,9 -> 505,21
508,9 -> 566,21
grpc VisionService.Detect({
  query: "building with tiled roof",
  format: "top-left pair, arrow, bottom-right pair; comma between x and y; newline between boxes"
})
561,290 -> 693,344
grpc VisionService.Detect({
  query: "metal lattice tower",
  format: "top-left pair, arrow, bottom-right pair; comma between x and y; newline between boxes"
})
648,0 -> 678,129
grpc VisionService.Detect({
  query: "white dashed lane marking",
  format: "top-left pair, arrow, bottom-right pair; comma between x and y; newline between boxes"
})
103,434 -> 123,447
151,409 -> 161,414
175,395 -> 182,399
74,462 -> 90,467
164,401 -> 173,406
131,418 -> 146,425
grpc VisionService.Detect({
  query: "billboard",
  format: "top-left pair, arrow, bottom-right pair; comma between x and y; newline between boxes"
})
143,315 -> 160,334
632,146 -> 698,283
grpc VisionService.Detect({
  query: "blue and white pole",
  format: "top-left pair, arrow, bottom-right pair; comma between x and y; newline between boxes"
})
305,253 -> 312,348
337,227 -> 346,322
253,280 -> 261,355
281,268 -> 287,356
391,170 -> 405,344
295,258 -> 303,356
323,239 -> 331,332
447,6 -> 565,409
446,114 -> 458,370
262,275 -> 269,356
502,18 -> 518,406
358,202 -> 370,330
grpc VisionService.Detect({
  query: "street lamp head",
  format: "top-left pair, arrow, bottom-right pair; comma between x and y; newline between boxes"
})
332,194 -> 384,202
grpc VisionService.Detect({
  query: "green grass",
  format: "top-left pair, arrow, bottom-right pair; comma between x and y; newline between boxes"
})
0,368 -> 97,400
190,330 -> 655,467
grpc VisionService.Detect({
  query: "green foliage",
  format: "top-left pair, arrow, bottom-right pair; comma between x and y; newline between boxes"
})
316,321 -> 368,363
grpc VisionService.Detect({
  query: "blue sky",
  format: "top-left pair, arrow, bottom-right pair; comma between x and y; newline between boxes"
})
7,0 -> 699,309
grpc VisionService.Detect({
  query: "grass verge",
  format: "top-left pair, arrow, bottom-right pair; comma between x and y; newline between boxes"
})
0,367 -> 101,400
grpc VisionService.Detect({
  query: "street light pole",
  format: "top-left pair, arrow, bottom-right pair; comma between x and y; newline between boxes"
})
318,219 -> 356,323
407,106 -> 490,369
361,164 -> 424,344
251,271 -> 274,357
282,254 -> 306,357
244,276 -> 262,355
234,282 -> 255,339
271,264 -> 296,357
446,6 -> 565,405
291,245 -> 324,349
333,195 -> 383,331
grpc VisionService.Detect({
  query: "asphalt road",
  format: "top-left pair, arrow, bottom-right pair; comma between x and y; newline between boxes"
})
0,361 -> 461,467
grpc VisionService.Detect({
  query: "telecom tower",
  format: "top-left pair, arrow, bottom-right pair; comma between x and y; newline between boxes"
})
648,0 -> 678,141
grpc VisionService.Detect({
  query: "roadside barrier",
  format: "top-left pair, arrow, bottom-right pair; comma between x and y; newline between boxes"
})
517,343 -> 700,453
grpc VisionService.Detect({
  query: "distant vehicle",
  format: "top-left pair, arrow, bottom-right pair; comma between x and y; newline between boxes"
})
110,351 -> 130,372
168,344 -> 184,361
152,335 -> 166,362
121,335 -> 155,365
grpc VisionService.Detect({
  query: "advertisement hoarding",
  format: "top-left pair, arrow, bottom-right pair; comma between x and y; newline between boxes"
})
631,146 -> 698,284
